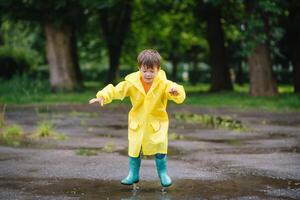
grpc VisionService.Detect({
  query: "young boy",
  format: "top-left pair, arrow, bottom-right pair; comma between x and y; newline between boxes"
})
89,49 -> 185,189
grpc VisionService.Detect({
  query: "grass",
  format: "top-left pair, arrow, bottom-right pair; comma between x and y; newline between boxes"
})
0,124 -> 23,146
102,142 -> 115,153
183,84 -> 300,111
188,93 -> 300,111
75,148 -> 98,156
0,104 -> 6,128
174,113 -> 249,132
75,141 -> 116,156
0,76 -> 299,111
0,121 -> 66,147
32,121 -> 66,140
169,132 -> 185,141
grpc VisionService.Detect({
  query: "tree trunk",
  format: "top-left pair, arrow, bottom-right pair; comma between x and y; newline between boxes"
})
248,43 -> 278,96
70,29 -> 83,87
291,46 -> 300,93
245,0 -> 278,96
99,0 -> 132,84
235,63 -> 244,85
171,60 -> 178,81
0,21 -> 3,45
44,23 -> 82,92
287,0 -> 300,93
206,5 -> 233,92
107,45 -> 121,84
190,61 -> 199,85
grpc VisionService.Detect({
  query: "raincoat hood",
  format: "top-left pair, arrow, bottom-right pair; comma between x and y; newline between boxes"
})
125,70 -> 167,95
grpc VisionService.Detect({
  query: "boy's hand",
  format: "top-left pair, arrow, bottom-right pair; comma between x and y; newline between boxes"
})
169,87 -> 179,96
89,97 -> 104,106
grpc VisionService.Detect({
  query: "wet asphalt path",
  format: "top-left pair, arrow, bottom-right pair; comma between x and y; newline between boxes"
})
0,104 -> 299,199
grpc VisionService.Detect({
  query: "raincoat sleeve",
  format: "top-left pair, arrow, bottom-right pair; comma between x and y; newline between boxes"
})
96,81 -> 131,105
165,80 -> 186,104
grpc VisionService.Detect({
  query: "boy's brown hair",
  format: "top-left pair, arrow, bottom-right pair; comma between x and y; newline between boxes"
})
137,49 -> 161,69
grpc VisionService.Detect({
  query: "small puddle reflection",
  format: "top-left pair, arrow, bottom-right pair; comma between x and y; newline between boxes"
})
1,176 -> 299,200
103,124 -> 128,130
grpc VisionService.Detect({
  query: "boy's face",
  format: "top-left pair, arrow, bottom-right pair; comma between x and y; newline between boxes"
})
140,65 -> 159,84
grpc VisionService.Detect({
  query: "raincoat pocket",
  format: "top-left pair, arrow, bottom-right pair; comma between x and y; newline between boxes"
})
129,120 -> 139,131
150,121 -> 161,132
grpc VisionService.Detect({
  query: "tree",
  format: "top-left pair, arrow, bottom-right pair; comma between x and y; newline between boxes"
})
0,16 -> 3,46
243,0 -> 280,96
92,0 -> 132,84
196,0 -> 233,92
285,0 -> 300,93
125,0 -> 206,83
0,0 -> 84,92
221,1 -> 246,86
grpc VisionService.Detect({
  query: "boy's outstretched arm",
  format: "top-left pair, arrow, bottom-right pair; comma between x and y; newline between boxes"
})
165,80 -> 186,104
92,81 -> 130,106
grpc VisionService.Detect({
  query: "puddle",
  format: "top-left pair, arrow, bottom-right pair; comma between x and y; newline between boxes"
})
170,133 -> 293,145
208,146 -> 300,155
187,138 -> 244,146
87,124 -> 127,130
171,135 -> 246,146
267,132 -> 294,139
263,120 -> 300,127
1,176 -> 299,200
103,124 -> 128,130
280,146 -> 300,153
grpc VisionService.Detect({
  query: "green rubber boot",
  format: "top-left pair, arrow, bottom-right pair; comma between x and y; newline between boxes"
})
155,154 -> 172,187
121,156 -> 141,185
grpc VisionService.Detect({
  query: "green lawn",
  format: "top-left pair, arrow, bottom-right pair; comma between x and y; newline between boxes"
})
0,77 -> 299,111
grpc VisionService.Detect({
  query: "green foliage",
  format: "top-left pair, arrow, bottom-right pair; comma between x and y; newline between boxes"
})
36,121 -> 54,137
240,0 -> 286,57
185,85 -> 300,111
102,141 -> 115,153
33,121 -> 66,140
0,46 -> 31,79
0,80 -> 298,111
169,132 -> 185,141
0,74 -> 50,103
0,124 -> 23,146
0,104 -> 6,128
0,20 -> 44,69
123,0 -> 207,80
0,0 -> 85,26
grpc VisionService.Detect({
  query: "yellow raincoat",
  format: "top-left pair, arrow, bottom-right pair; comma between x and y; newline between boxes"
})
96,70 -> 185,157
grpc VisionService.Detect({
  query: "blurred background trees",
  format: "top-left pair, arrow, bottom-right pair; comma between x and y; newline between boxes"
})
0,0 -> 299,95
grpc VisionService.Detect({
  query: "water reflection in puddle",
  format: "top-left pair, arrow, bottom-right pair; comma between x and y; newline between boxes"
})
1,176 -> 299,200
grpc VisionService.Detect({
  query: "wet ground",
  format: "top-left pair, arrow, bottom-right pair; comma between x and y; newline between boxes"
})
0,104 -> 299,200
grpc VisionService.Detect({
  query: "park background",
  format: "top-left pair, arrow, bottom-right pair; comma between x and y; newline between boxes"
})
0,1 -> 300,199
0,0 -> 299,111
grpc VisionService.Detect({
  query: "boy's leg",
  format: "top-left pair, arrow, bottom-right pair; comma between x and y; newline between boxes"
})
121,154 -> 141,185
155,154 -> 172,187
